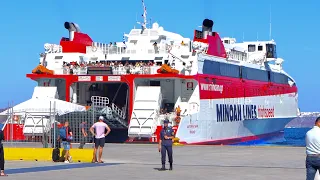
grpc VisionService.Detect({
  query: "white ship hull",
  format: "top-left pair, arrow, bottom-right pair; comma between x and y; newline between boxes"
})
176,92 -> 298,144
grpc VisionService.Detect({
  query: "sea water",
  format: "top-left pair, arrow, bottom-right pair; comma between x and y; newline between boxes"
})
232,128 -> 310,146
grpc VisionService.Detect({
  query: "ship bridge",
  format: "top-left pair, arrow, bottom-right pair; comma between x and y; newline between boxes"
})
221,37 -> 279,64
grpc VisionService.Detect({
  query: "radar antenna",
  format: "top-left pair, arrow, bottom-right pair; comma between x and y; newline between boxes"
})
137,0 -> 148,31
269,4 -> 272,40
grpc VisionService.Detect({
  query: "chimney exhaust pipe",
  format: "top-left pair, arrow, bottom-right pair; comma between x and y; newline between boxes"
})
64,22 -> 81,41
202,19 -> 214,39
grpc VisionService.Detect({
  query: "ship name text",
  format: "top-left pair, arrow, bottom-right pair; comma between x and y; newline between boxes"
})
216,104 -> 275,122
200,83 -> 223,93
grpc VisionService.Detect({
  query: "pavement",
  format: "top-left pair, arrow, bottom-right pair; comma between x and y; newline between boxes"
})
1,144 -> 312,180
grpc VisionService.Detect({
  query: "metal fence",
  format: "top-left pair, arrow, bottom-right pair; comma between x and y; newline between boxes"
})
0,98 -> 128,148
1,101 -> 57,148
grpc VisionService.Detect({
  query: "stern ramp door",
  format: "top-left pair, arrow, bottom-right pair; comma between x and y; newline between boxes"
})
128,86 -> 162,138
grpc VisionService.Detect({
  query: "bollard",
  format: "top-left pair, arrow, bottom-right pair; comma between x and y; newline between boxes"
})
173,137 -> 183,146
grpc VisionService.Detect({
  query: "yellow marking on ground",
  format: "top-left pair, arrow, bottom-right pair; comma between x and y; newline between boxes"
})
4,148 -> 93,162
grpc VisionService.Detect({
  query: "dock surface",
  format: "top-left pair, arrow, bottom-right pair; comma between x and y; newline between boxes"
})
3,144 -> 308,180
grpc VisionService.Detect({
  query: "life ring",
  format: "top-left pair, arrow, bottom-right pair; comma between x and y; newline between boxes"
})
92,46 -> 97,52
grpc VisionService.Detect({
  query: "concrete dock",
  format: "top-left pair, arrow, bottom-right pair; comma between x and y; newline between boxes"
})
2,144 -> 309,180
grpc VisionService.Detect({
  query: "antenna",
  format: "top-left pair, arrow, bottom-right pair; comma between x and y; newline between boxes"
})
269,4 -> 272,40
138,0 -> 147,30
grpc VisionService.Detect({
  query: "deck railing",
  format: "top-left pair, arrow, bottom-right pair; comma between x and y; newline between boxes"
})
62,65 -> 160,75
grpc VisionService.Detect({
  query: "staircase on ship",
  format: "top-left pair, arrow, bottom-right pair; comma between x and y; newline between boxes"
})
56,96 -> 128,143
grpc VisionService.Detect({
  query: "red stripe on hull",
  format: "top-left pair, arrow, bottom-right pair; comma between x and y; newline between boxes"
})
196,74 -> 297,99
179,131 -> 283,145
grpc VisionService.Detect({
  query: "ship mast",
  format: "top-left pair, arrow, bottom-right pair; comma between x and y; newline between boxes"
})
138,0 -> 148,31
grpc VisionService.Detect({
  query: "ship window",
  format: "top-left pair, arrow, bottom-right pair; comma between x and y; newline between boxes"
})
203,60 -> 241,78
79,56 -> 84,62
288,77 -> 296,86
271,72 -> 288,84
54,56 -> 63,59
219,62 -> 240,78
203,60 -> 221,76
266,44 -> 277,58
248,45 -> 256,52
258,45 -> 263,51
242,67 -> 268,82
150,81 -> 160,86
224,40 -> 229,44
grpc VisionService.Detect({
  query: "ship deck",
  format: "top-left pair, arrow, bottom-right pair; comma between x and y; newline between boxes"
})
3,143 -> 309,180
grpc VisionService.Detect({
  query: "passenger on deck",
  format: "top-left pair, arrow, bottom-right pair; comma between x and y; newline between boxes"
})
175,105 -> 181,116
163,108 -> 168,114
153,42 -> 159,54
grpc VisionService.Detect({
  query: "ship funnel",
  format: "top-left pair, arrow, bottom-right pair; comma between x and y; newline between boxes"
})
202,19 -> 214,39
64,22 -> 81,41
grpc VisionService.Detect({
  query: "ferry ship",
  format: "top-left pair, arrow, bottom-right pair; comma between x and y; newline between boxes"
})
0,1 -> 298,145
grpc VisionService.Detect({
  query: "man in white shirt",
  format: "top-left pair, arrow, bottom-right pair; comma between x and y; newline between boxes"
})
90,116 -> 111,163
305,117 -> 320,180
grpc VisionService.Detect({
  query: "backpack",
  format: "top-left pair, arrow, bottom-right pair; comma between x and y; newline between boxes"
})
52,148 -> 60,162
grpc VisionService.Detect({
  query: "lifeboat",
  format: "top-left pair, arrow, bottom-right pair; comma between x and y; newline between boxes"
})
32,65 -> 54,75
157,64 -> 179,74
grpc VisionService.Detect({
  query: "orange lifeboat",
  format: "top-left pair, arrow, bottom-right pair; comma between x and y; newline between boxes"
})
157,64 -> 179,74
32,65 -> 54,75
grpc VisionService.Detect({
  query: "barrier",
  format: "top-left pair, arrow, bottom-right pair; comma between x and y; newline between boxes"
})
4,148 -> 93,162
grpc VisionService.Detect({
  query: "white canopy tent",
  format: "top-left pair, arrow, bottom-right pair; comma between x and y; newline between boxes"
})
0,97 -> 87,135
0,86 -> 87,135
0,98 -> 86,116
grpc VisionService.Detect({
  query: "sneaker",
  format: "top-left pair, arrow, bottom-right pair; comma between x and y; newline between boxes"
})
68,156 -> 72,162
64,160 -> 69,163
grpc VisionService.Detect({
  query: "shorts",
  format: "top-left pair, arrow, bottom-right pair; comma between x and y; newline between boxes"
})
62,141 -> 70,150
94,137 -> 105,148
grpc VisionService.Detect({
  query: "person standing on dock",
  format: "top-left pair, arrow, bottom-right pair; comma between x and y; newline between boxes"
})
158,119 -> 175,171
90,116 -> 111,163
0,129 -> 7,176
79,121 -> 88,149
59,121 -> 73,163
305,117 -> 320,180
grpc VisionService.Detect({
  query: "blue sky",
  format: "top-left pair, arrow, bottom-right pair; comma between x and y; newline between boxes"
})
0,0 -> 319,111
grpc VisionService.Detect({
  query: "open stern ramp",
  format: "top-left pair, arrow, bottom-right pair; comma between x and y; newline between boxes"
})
128,86 -> 162,138
91,96 -> 127,128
